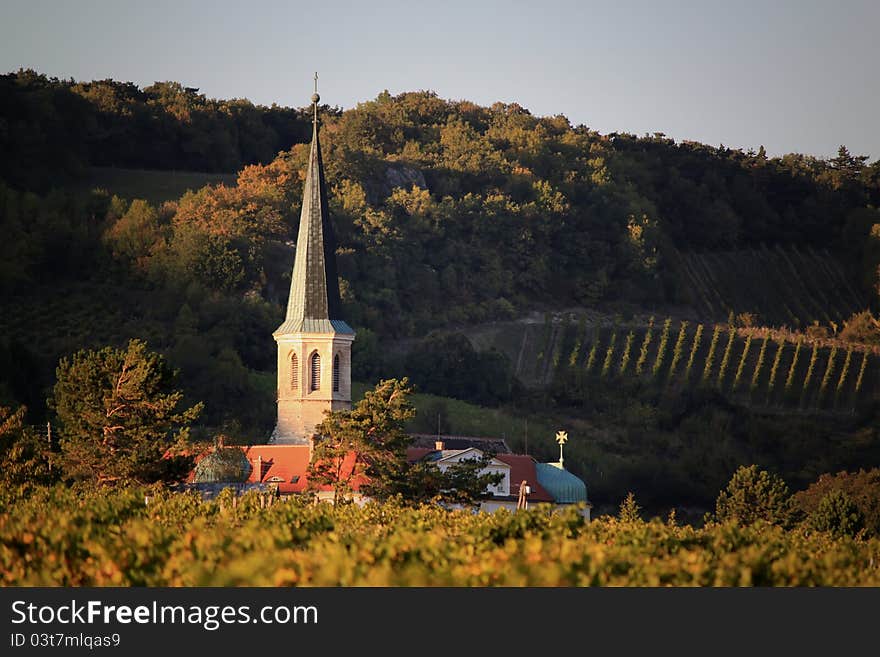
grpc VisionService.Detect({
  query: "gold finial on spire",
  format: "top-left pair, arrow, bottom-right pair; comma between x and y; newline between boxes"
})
311,72 -> 320,124
555,430 -> 568,467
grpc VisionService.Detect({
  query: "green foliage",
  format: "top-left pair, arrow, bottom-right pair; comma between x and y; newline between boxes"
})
715,465 -> 797,528
102,198 -> 161,264
836,346 -> 853,396
733,334 -> 752,390
390,452 -> 505,508
568,316 -> 587,367
618,492 -> 641,522
839,311 -> 880,347
619,331 -> 635,375
311,378 -> 499,507
793,469 -> 880,537
716,327 -> 736,388
803,342 -> 820,393
819,345 -> 838,400
0,405 -> 54,487
750,335 -> 769,393
701,325 -> 722,384
50,339 -> 202,484
667,321 -> 688,380
854,350 -> 870,393
652,317 -> 672,378
635,318 -> 653,376
767,338 -> 785,394
309,378 -> 416,504
2,486 -> 879,586
0,70 -> 312,187
584,332 -> 600,374
807,491 -> 865,538
601,332 -> 617,378
402,332 -> 515,406
785,339 -> 802,394
684,324 -> 703,381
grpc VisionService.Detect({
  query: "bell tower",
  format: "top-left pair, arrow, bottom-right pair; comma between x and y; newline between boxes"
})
271,77 -> 355,445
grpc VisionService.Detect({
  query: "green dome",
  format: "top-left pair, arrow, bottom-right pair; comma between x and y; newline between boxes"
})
193,448 -> 252,484
535,462 -> 588,504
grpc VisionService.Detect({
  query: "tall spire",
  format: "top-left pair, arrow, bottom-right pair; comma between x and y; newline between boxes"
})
275,77 -> 353,336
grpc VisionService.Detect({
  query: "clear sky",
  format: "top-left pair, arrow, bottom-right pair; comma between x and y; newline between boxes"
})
2,0 -> 878,160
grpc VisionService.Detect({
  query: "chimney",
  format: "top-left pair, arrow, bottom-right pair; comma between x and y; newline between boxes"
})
255,455 -> 262,483
435,440 -> 445,451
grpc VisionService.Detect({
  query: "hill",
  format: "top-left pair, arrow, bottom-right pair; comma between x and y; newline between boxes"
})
2,72 -> 880,512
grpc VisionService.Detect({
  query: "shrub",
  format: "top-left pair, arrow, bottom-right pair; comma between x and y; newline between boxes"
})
807,490 -> 865,538
715,465 -> 796,527
840,311 -> 880,347
793,469 -> 880,536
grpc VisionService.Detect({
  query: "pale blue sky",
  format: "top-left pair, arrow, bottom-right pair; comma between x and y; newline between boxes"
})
2,0 -> 878,159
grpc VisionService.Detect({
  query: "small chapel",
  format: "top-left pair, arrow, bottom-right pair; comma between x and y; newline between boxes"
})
189,84 -> 590,517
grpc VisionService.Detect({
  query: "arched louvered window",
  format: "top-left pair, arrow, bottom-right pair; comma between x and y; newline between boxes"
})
310,352 -> 321,391
333,354 -> 340,392
290,353 -> 299,390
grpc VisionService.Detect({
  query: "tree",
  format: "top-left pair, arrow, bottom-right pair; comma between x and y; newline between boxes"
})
793,469 -> 880,537
0,405 -> 53,487
308,378 -> 416,503
618,492 -> 641,522
715,465 -> 796,527
381,451 -> 504,507
308,377 -> 502,506
50,339 -> 202,484
807,490 -> 865,538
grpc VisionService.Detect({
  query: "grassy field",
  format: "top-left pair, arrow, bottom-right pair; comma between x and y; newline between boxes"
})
75,166 -> 237,203
353,380 -> 560,453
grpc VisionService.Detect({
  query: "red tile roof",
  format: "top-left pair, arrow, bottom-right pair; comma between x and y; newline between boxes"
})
406,447 -> 434,463
241,445 -> 371,495
495,454 -> 555,502
186,444 -> 555,502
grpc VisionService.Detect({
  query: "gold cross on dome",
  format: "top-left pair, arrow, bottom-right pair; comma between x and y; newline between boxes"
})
555,430 -> 568,465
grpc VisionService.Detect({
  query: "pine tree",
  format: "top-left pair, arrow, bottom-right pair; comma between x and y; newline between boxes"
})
51,339 -> 203,484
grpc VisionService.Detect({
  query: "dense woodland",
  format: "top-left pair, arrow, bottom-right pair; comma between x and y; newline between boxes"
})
2,69 -> 880,512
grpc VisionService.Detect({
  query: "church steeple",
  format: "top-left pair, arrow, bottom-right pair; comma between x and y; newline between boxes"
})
274,74 -> 353,337
271,76 -> 355,446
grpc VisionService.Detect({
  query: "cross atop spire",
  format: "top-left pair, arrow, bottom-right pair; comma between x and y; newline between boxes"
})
274,83 -> 353,337
312,72 -> 319,125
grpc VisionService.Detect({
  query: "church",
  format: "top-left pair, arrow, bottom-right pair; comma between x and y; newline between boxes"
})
189,86 -> 590,517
